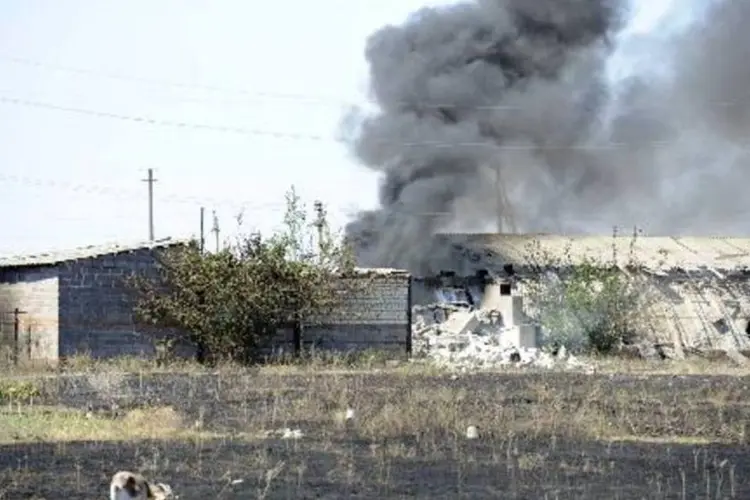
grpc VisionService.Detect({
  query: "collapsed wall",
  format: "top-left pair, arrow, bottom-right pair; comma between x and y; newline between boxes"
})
409,265 -> 750,371
405,234 -> 750,368
411,272 -> 590,371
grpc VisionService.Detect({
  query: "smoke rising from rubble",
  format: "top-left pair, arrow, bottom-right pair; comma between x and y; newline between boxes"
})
343,0 -> 750,274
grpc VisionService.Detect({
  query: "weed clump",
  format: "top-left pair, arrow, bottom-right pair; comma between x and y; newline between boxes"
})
0,380 -> 40,404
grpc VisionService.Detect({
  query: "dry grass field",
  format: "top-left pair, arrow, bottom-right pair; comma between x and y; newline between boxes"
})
1,354 -> 750,499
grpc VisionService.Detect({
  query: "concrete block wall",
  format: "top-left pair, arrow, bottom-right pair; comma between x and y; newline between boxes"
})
0,267 -> 60,360
57,248 -> 193,359
301,274 -> 411,351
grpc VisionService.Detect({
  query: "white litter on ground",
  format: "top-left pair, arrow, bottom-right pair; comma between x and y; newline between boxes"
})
263,428 -> 304,439
281,428 -> 304,439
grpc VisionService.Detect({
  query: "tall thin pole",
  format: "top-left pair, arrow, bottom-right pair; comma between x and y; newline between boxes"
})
141,168 -> 157,241
494,166 -> 516,233
211,210 -> 220,252
313,200 -> 325,256
199,207 -> 205,253
495,166 -> 503,233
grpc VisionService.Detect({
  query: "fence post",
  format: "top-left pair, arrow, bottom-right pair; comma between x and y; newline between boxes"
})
406,276 -> 413,358
12,308 -> 20,365
26,324 -> 32,360
293,314 -> 302,356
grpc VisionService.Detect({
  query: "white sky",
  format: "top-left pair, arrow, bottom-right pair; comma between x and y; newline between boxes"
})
0,0 -> 677,255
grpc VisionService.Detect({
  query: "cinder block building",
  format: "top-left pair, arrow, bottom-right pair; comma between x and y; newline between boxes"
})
0,238 -> 188,361
0,239 -> 414,362
277,268 -> 413,353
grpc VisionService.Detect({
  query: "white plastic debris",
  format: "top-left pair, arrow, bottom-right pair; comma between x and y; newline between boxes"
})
344,407 -> 355,421
466,425 -> 479,439
281,428 -> 304,440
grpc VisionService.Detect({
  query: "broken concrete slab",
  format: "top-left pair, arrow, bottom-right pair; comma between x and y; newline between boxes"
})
438,309 -> 481,336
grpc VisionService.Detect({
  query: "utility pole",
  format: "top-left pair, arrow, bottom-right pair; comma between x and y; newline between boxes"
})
495,166 -> 503,233
199,207 -> 205,253
494,165 -> 516,233
313,200 -> 326,256
141,168 -> 157,241
211,210 -> 220,252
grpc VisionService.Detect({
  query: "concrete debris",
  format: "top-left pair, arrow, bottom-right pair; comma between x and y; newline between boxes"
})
438,309 -> 482,337
412,301 -> 593,372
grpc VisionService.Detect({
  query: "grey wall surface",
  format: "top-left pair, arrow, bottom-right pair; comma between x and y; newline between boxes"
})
278,273 -> 412,353
57,248 -> 194,359
1,252 -> 411,360
0,266 -> 59,359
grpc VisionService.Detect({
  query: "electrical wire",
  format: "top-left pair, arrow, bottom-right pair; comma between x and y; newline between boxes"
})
0,95 -> 677,150
4,54 -> 744,112
0,86 -> 341,109
0,55 -> 361,107
0,173 -> 290,212
0,173 -> 471,218
0,95 -> 337,142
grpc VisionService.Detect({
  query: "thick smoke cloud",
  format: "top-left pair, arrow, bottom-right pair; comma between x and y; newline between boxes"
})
344,0 -> 750,274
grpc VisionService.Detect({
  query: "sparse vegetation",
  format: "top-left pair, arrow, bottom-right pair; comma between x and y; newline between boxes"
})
3,209 -> 748,497
1,357 -> 750,498
128,187 -> 357,364
0,380 -> 40,404
523,231 -> 652,354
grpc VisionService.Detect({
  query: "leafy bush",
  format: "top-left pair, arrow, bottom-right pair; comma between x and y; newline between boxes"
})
129,187 -> 357,364
523,235 -> 648,354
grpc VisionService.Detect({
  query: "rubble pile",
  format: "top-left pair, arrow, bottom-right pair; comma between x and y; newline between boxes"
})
412,302 -> 591,372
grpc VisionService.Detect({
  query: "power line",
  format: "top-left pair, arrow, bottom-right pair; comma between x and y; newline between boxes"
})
0,86 -> 343,109
0,54 -> 360,107
3,54 -> 744,112
0,95 -> 330,140
0,173 -> 491,219
0,95 -> 677,150
0,173 -> 289,211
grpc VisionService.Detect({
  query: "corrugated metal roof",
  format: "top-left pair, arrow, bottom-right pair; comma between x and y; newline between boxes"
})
437,234 -> 750,272
0,237 -> 190,268
350,267 -> 410,278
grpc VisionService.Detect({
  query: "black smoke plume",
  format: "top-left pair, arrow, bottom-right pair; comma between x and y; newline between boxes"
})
344,0 -> 750,274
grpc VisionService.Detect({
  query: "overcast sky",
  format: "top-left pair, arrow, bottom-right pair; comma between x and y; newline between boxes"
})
0,0 -> 677,255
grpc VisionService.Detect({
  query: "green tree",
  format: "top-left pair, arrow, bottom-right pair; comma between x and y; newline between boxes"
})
129,187 -> 356,363
524,236 -> 647,354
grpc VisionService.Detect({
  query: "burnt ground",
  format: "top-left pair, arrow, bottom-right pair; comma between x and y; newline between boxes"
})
2,437 -> 748,499
1,371 -> 750,499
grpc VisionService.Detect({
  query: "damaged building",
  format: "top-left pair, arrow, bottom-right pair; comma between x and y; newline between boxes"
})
411,234 -> 750,360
